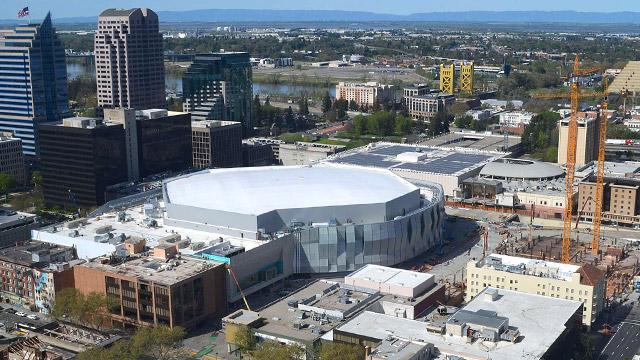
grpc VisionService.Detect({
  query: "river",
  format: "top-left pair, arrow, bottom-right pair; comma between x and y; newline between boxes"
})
67,63 -> 335,98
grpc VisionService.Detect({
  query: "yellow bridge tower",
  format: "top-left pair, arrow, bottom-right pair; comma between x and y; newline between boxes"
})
439,64 -> 454,94
460,61 -> 474,93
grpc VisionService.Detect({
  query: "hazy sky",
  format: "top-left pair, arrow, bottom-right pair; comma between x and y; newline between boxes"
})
5,0 -> 640,18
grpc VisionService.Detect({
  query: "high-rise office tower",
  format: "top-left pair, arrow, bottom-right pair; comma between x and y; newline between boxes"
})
182,53 -> 253,135
95,8 -> 165,110
39,117 -> 127,209
0,13 -> 69,157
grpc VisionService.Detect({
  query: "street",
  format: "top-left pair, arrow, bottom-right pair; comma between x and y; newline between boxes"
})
599,293 -> 640,360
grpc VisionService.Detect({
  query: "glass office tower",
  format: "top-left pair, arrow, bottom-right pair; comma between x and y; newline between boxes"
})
0,13 -> 69,156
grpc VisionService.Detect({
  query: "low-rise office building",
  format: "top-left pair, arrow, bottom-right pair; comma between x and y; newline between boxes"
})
466,254 -> 605,328
73,251 -> 226,329
0,240 -> 77,313
192,120 -> 242,169
334,287 -> 582,360
0,210 -> 37,248
404,94 -> 455,121
278,142 -> 345,165
499,111 -> 535,127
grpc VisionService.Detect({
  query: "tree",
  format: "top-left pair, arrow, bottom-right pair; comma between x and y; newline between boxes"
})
394,115 -> 412,135
348,99 -> 358,111
31,171 -> 43,189
334,99 -> 349,120
52,288 -> 108,329
321,92 -> 333,113
297,96 -> 309,116
130,326 -> 187,360
353,115 -> 368,136
454,115 -> 473,129
253,341 -> 304,360
521,111 -> 562,154
75,326 -> 185,360
253,95 -> 262,122
429,111 -> 451,136
318,342 -> 364,360
284,106 -> 296,131
234,325 -> 257,356
0,173 -> 16,201
166,97 -> 183,112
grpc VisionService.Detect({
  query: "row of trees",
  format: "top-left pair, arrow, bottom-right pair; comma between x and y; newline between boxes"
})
352,111 -> 413,137
253,95 -> 312,132
521,111 -> 562,162
234,325 -> 363,360
77,326 -> 186,360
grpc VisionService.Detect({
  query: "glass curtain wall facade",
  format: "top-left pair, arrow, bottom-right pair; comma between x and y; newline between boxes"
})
293,190 -> 445,273
0,13 -> 69,156
182,53 -> 253,135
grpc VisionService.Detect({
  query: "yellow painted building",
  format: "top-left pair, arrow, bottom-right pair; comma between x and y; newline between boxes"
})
459,62 -> 474,93
466,254 -> 605,328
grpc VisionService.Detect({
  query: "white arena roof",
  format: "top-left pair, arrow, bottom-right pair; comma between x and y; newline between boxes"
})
163,165 -> 418,215
480,158 -> 564,180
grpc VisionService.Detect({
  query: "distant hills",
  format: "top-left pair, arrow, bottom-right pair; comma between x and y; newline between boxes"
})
3,9 -> 640,25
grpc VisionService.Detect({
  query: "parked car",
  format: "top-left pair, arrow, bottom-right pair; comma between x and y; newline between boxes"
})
15,312 -> 26,317
26,314 -> 38,320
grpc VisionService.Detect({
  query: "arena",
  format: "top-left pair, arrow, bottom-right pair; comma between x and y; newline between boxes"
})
163,164 -> 446,273
35,164 -> 446,301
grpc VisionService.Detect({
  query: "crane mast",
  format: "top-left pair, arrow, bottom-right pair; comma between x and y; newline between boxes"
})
591,79 -> 609,256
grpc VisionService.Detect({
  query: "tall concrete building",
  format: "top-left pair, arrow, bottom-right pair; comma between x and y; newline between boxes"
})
95,8 -> 165,109
39,117 -> 127,209
104,108 -> 192,180
182,53 -> 253,135
192,120 -> 242,169
0,133 -> 26,186
0,13 -> 69,156
558,115 -> 599,167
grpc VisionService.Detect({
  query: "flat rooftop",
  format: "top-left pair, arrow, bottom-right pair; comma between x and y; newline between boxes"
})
481,254 -> 580,282
337,288 -> 582,360
419,131 -> 521,153
324,142 -> 504,177
255,280 -> 378,343
346,264 -> 433,290
163,164 -> 418,215
0,210 -> 35,231
81,255 -> 222,286
32,200 -> 266,259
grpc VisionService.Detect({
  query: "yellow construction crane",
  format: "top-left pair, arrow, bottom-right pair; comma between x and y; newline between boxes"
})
591,78 -> 609,256
533,55 -> 606,263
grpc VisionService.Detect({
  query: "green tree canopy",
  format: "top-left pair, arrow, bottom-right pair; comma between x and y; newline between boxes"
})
0,173 -> 16,200
253,341 -> 304,360
317,342 -> 364,360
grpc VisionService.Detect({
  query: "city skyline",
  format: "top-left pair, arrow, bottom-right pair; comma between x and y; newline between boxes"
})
3,0 -> 640,19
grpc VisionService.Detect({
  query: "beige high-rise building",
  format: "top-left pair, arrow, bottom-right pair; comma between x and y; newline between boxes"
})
466,254 -> 605,328
95,8 -> 165,109
557,114 -> 599,166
